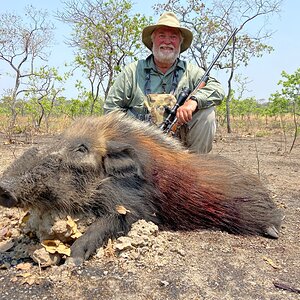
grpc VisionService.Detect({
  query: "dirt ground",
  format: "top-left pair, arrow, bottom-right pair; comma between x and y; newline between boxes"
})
0,130 -> 299,300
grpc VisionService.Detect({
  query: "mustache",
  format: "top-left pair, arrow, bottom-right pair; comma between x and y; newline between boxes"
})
159,44 -> 175,50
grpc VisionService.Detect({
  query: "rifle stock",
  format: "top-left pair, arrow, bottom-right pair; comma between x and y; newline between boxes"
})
159,87 -> 191,133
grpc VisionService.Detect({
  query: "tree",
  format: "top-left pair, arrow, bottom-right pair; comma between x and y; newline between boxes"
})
57,0 -> 152,114
24,66 -> 67,130
0,6 -> 55,140
278,69 -> 300,111
269,68 -> 300,152
153,0 -> 282,132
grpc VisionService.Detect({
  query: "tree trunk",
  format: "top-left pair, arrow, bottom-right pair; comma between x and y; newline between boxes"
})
226,33 -> 237,133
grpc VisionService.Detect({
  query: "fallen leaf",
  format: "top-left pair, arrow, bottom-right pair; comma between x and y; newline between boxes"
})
41,239 -> 71,256
22,277 -> 36,286
16,262 -> 32,271
66,216 -> 82,239
0,227 -> 10,240
263,256 -> 281,269
17,272 -> 32,278
20,211 -> 31,225
0,240 -> 15,253
116,205 -> 131,215
102,238 -> 116,259
0,262 -> 11,269
31,246 -> 61,267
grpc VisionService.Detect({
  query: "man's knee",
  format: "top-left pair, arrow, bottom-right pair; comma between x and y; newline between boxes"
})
184,107 -> 216,154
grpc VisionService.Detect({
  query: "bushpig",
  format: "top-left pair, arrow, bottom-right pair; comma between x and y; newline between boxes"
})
0,112 -> 283,265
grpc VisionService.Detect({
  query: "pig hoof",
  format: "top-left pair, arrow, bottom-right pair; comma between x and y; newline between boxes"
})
65,256 -> 84,266
264,225 -> 279,239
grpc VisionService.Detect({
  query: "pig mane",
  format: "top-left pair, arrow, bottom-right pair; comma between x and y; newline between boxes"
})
64,112 -> 186,153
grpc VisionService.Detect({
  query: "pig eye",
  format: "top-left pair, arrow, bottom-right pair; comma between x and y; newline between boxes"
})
75,144 -> 89,153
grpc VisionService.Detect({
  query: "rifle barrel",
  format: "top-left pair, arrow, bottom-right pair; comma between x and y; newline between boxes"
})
193,28 -> 238,92
205,28 -> 238,77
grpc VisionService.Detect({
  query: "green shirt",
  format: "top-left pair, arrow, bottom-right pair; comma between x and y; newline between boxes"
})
104,55 -> 225,116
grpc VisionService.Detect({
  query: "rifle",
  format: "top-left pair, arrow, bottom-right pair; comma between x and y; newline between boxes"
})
160,28 -> 238,134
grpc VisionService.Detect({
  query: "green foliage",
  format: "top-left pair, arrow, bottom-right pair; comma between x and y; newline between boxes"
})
0,96 -> 13,115
52,95 -> 103,119
268,68 -> 300,115
268,92 -> 289,116
153,0 -> 278,71
58,0 -> 152,100
279,68 -> 300,107
1,0 -> 294,138
216,98 -> 227,119
230,97 -> 259,118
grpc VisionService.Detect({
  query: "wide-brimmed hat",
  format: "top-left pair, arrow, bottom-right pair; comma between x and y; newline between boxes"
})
142,12 -> 193,53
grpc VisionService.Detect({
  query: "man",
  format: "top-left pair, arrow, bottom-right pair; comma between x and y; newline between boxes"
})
104,12 -> 225,153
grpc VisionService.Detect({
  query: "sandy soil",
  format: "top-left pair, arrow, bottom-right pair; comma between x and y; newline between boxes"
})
0,131 -> 299,300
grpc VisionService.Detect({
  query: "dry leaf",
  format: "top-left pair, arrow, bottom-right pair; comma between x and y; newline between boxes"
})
10,276 -> 18,282
0,262 -> 11,270
0,240 -> 15,253
22,277 -> 36,286
10,277 -> 18,283
20,211 -> 31,225
17,272 -> 32,278
16,262 -> 32,271
0,227 -> 10,240
19,275 -> 37,286
263,256 -> 281,269
31,246 -> 61,267
116,205 -> 131,215
66,216 -> 82,239
41,239 -> 71,256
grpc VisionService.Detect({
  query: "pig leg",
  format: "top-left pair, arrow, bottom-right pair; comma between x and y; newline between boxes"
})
67,214 -> 132,266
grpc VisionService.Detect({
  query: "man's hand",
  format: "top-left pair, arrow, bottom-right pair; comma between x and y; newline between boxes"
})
176,99 -> 198,125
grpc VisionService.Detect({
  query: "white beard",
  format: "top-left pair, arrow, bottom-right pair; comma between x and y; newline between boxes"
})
152,43 -> 180,65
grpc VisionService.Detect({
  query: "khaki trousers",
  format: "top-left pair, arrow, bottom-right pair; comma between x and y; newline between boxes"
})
177,106 -> 216,154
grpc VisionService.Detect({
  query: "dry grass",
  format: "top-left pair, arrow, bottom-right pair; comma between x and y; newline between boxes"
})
0,115 -> 74,138
0,114 -> 297,145
217,114 -> 297,136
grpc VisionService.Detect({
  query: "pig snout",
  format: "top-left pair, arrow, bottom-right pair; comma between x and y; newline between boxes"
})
0,184 -> 18,208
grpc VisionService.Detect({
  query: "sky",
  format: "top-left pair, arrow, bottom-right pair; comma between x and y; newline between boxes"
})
0,0 -> 299,101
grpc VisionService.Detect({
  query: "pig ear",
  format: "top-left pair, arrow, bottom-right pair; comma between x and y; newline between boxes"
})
103,141 -> 144,178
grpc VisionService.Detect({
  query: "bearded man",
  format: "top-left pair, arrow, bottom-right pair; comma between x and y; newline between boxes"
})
104,12 -> 225,154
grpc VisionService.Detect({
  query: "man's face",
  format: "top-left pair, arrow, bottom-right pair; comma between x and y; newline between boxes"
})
152,26 -> 182,65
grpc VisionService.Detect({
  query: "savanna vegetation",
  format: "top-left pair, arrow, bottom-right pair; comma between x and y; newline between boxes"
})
0,0 -> 299,152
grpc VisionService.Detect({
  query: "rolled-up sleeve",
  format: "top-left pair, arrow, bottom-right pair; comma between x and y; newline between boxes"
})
195,76 -> 225,108
185,64 -> 225,109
